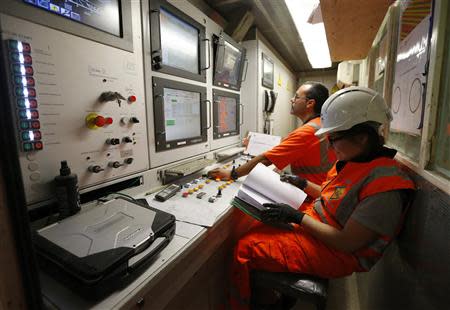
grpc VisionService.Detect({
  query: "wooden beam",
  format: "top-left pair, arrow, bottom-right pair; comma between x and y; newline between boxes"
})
320,0 -> 394,61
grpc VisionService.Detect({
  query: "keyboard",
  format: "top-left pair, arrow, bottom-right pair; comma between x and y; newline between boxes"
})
165,158 -> 216,176
215,147 -> 246,160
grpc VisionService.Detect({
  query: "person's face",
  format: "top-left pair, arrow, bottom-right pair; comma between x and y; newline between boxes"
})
327,132 -> 367,161
290,85 -> 313,117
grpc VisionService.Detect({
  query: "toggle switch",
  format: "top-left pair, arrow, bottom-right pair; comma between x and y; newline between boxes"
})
88,165 -> 104,173
109,161 -> 124,168
123,136 -> 133,143
130,117 -> 140,124
124,157 -> 134,164
106,138 -> 120,145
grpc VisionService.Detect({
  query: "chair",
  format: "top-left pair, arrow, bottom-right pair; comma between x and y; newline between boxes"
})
251,271 -> 328,310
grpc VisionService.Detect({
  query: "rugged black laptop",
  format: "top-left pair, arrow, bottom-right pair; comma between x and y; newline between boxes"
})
32,197 -> 176,299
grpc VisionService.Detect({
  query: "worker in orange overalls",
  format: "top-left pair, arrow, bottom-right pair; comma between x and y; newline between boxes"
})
230,87 -> 416,310
208,82 -> 336,188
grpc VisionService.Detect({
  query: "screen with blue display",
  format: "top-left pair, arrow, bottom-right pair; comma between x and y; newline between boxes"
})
23,0 -> 121,36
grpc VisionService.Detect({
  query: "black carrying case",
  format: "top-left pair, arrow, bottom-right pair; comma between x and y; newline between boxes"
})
32,197 -> 176,299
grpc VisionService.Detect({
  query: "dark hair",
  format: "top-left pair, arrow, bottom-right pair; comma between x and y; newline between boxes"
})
303,81 -> 329,114
343,122 -> 385,161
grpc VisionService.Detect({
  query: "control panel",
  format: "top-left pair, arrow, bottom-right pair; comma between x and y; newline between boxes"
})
0,13 -> 149,206
147,156 -> 250,227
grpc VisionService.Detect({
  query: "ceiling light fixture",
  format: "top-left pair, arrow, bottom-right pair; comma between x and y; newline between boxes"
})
285,0 -> 332,69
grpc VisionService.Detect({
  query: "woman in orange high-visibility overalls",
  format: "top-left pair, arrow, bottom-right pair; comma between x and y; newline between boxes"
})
230,87 -> 415,310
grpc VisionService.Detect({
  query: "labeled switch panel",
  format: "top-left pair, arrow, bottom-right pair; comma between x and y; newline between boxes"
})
1,13 -> 149,206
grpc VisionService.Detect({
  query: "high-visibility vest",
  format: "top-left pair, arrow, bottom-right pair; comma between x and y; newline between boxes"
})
290,117 -> 336,184
310,157 -> 415,270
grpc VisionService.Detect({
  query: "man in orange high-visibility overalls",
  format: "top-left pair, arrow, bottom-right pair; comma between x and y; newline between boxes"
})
208,82 -> 336,190
230,87 -> 415,310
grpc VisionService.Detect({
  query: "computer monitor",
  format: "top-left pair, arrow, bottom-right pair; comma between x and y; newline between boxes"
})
23,0 -> 121,36
153,77 -> 207,152
150,0 -> 207,82
2,0 -> 132,51
213,89 -> 240,139
213,33 -> 246,90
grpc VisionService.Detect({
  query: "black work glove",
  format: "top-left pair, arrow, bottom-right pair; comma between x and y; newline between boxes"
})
280,174 -> 308,190
261,203 -> 305,225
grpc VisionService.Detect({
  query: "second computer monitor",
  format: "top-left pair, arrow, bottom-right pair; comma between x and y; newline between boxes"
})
213,89 -> 240,139
153,77 -> 207,152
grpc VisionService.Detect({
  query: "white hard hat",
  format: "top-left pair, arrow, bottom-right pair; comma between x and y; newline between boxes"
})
315,86 -> 392,136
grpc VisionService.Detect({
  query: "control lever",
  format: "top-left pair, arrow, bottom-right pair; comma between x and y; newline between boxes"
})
99,91 -> 126,107
88,165 -> 104,173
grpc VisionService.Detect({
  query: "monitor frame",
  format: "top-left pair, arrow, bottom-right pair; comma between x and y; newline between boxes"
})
213,89 -> 241,140
0,0 -> 133,52
213,33 -> 246,91
149,0 -> 207,82
153,77 -> 208,152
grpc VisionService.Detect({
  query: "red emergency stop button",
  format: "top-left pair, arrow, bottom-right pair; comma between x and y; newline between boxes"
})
105,117 -> 113,125
94,116 -> 106,127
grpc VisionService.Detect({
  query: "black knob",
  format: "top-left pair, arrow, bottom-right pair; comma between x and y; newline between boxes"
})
106,138 -> 120,145
130,117 -> 140,124
124,158 -> 134,165
217,188 -> 222,197
88,165 -> 104,173
110,161 -> 123,168
123,136 -> 133,143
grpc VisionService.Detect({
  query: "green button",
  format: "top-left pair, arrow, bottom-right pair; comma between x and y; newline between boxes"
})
15,87 -> 24,96
23,142 -> 33,151
17,98 -> 26,107
20,121 -> 29,129
21,131 -> 30,141
8,40 -> 18,50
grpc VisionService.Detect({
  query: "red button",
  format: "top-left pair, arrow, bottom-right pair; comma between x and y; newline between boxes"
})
34,141 -> 43,150
28,99 -> 38,108
128,95 -> 137,103
33,131 -> 42,140
22,43 -> 31,53
25,66 -> 33,75
30,110 -> 39,119
31,121 -> 40,129
105,117 -> 113,125
24,55 -> 32,64
27,88 -> 36,97
94,116 -> 106,127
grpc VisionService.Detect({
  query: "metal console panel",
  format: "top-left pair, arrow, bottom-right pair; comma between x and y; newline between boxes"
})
0,7 -> 149,206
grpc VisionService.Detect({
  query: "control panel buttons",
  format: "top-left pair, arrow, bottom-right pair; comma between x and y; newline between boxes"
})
28,162 -> 39,171
33,141 -> 43,150
29,172 -> 41,181
17,98 -> 37,108
8,40 -> 31,53
120,117 -> 130,125
19,109 -> 39,119
85,113 -> 112,129
128,95 -> 137,103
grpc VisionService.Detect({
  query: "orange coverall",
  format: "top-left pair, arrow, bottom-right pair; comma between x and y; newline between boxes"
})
230,155 -> 415,310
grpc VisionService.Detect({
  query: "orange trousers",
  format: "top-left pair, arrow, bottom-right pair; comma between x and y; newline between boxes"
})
230,222 -> 361,310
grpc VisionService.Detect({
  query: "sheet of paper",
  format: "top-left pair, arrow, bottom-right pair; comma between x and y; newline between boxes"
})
245,132 -> 281,156
243,163 -> 307,209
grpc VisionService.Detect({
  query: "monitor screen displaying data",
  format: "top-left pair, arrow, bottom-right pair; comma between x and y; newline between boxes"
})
216,41 -> 243,86
163,87 -> 201,142
217,95 -> 237,134
160,8 -> 199,74
23,0 -> 121,36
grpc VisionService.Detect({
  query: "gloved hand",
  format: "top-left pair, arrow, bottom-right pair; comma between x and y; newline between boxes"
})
280,174 -> 308,190
261,203 -> 305,224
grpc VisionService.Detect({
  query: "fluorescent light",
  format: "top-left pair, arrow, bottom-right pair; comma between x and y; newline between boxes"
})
285,0 -> 332,68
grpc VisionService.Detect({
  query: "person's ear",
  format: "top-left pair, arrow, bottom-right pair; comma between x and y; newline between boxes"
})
306,98 -> 316,110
